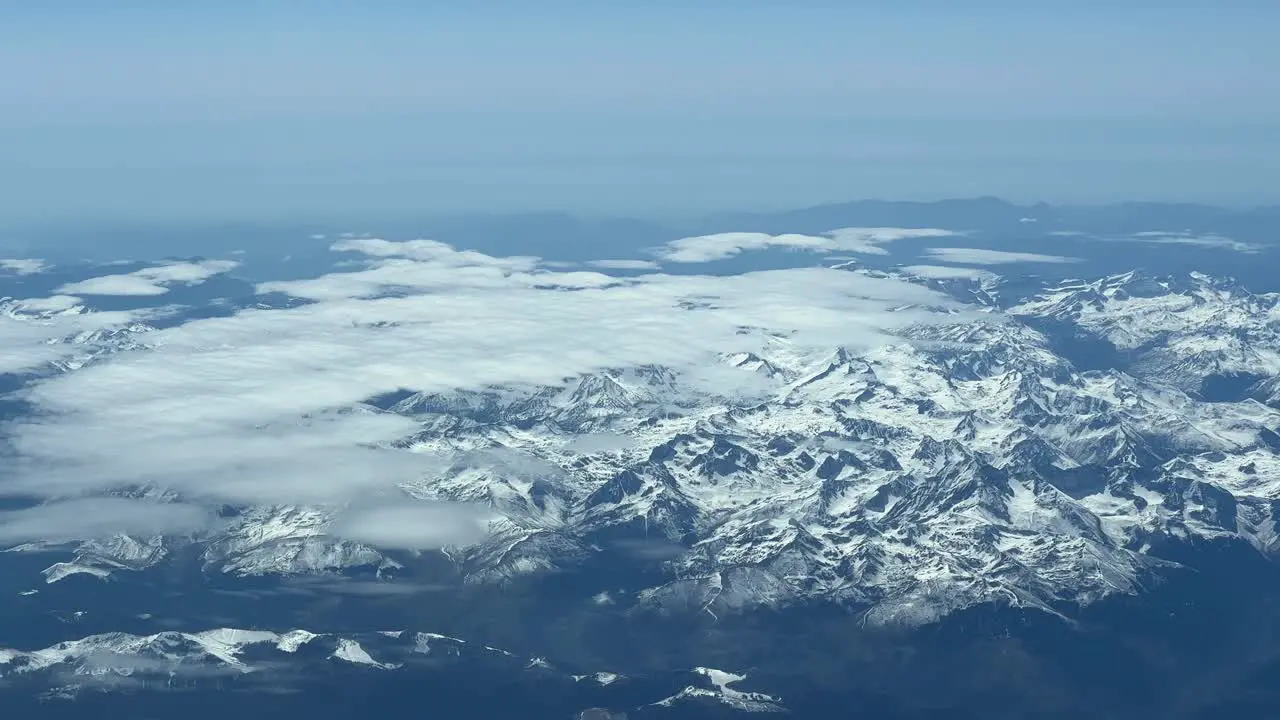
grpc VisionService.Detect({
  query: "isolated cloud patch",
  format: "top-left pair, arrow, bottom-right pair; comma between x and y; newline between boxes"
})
330,502 -> 494,550
0,258 -> 48,275
923,248 -> 1080,265
332,237 -> 539,272
560,433 -> 638,453
1125,231 -> 1261,254
655,227 -> 957,263
657,232 -> 830,263
1044,230 -> 1261,254
825,228 -> 957,255
899,265 -> 999,281
57,260 -> 239,296
7,295 -> 83,313
586,259 -> 662,270
56,275 -> 171,296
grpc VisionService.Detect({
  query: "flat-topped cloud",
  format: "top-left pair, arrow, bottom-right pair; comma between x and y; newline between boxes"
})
6,295 -> 83,313
0,258 -> 48,275
899,265 -> 999,280
57,259 -> 239,296
1126,231 -> 1261,254
656,227 -> 958,263
922,248 -> 1080,265
1047,230 -> 1262,253
585,259 -> 662,270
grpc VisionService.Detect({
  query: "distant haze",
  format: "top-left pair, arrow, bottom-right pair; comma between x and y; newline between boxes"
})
2,2 -> 1278,225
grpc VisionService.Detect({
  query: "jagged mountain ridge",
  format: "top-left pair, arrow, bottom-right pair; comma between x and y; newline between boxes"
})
9,269 -> 1280,630
1009,270 -> 1280,395
0,626 -> 782,715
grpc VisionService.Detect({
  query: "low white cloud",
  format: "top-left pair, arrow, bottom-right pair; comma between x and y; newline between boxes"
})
0,498 -> 212,545
5,409 -> 431,506
586,259 -> 662,270
258,240 -> 616,301
0,258 -> 48,275
608,537 -> 688,561
2,238 -> 963,544
655,228 -> 957,263
329,502 -> 494,550
455,446 -> 567,479
56,275 -> 171,296
561,433 -> 638,453
923,248 -> 1080,265
0,345 -> 76,376
825,227 -> 958,255
7,295 -> 83,313
57,260 -> 239,296
655,232 -> 829,263
679,360 -> 784,402
1125,231 -> 1261,253
899,265 -> 999,281
332,237 -> 538,272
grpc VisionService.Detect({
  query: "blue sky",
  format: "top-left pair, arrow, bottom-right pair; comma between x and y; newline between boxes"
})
2,2 -> 1278,224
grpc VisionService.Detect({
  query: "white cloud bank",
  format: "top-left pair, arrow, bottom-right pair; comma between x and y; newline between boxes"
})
57,260 -> 239,296
2,238 -> 963,547
656,227 -> 958,263
922,248 -> 1080,265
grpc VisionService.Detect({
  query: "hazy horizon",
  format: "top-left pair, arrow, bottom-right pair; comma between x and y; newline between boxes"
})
3,2 -> 1279,224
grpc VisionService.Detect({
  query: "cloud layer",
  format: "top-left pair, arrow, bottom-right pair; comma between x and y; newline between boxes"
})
2,238 -> 961,548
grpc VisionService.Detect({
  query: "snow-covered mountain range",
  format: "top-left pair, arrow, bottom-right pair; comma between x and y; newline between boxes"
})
8,267 -> 1280,636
